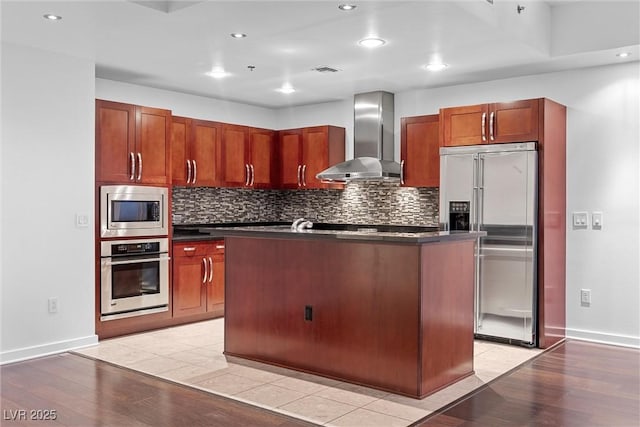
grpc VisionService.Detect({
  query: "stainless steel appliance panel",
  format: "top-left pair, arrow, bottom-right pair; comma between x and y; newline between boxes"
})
440,142 -> 537,346
476,149 -> 537,343
100,185 -> 169,238
100,238 -> 170,320
439,153 -> 476,230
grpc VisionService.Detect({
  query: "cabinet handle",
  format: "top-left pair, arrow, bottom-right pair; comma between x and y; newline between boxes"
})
208,257 -> 214,283
186,160 -> 192,184
481,112 -> 487,142
301,164 -> 307,187
249,164 -> 255,186
400,159 -> 405,185
183,247 -> 196,252
489,111 -> 495,141
297,165 -> 302,187
137,153 -> 142,181
129,152 -> 135,181
202,257 -> 208,284
215,244 -> 225,250
244,164 -> 250,186
192,160 -> 197,184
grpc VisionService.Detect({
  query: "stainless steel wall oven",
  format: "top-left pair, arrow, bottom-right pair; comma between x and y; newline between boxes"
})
100,238 -> 170,320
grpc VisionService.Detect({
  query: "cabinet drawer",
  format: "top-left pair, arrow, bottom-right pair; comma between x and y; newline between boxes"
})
173,241 -> 224,257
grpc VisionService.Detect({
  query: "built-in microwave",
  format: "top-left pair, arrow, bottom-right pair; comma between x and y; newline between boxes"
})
100,185 -> 169,238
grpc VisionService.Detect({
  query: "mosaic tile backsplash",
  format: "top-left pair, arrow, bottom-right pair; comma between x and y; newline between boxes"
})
172,181 -> 439,226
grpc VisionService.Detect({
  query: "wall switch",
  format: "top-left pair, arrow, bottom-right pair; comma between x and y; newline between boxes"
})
48,297 -> 59,313
572,212 -> 588,229
592,212 -> 603,230
580,289 -> 591,307
75,213 -> 89,228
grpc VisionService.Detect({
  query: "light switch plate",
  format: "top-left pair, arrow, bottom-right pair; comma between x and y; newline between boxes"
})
592,211 -> 603,230
75,213 -> 89,228
572,212 -> 588,229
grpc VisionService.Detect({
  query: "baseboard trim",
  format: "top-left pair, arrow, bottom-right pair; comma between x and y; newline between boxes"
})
0,335 -> 99,365
566,328 -> 639,349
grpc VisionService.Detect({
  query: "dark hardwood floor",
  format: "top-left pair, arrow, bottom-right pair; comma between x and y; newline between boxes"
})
1,340 -> 637,427
0,353 -> 314,427
414,340 -> 640,427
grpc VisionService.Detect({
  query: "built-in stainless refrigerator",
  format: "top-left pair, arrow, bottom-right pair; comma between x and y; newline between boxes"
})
440,142 -> 537,347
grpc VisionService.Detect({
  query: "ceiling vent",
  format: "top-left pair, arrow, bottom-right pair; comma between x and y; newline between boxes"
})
312,66 -> 340,73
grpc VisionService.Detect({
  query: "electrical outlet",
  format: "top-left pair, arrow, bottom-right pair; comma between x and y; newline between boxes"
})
580,289 -> 591,307
48,297 -> 59,313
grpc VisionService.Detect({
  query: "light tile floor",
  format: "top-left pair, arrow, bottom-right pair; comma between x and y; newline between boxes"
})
73,319 -> 541,426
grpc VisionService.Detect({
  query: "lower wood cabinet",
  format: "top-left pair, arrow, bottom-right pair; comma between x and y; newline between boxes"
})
225,236 -> 475,398
172,241 -> 225,318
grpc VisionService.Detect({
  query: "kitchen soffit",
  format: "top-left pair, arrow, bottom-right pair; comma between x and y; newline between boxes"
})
1,1 -> 638,108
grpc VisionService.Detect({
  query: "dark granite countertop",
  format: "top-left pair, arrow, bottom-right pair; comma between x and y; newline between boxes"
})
172,222 -> 485,244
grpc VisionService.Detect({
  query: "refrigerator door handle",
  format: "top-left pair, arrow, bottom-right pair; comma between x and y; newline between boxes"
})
478,156 -> 485,227
472,155 -> 479,232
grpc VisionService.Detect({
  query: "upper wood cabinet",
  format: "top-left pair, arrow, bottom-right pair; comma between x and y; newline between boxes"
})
96,99 -> 171,185
279,125 -> 345,189
171,117 -> 220,187
440,99 -> 539,147
249,127 -> 277,189
400,114 -> 440,187
219,124 -> 277,188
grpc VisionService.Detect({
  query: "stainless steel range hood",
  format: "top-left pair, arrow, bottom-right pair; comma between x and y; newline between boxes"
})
316,91 -> 400,182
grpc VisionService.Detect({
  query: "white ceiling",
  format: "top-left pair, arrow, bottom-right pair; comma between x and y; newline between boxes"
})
1,0 -> 638,108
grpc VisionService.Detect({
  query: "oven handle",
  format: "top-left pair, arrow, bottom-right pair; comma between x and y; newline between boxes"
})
102,255 -> 170,266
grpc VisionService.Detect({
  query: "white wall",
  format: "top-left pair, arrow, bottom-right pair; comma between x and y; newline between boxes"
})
393,62 -> 640,347
1,43 -> 98,363
96,78 -> 277,129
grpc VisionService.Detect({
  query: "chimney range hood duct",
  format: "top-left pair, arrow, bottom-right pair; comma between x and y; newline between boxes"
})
316,91 -> 401,182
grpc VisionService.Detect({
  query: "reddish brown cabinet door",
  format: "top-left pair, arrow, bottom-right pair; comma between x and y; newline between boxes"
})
173,242 -> 225,318
400,114 -> 440,187
278,126 -> 345,189
191,119 -> 220,187
489,99 -> 539,143
249,128 -> 276,189
207,248 -> 225,312
301,127 -> 329,189
220,124 -> 250,187
136,106 -> 171,184
279,129 -> 303,189
172,244 -> 208,318
440,104 -> 489,147
441,99 -> 540,147
171,116 -> 190,185
96,100 -> 170,184
96,100 -> 136,183
172,117 -> 220,186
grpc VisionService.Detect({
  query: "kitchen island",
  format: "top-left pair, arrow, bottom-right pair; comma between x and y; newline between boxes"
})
218,225 -> 483,398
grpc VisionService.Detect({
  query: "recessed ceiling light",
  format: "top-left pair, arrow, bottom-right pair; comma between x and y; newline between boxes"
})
276,84 -> 295,94
424,62 -> 449,72
43,14 -> 62,21
338,4 -> 357,11
230,33 -> 247,39
616,52 -> 631,58
206,68 -> 230,79
358,37 -> 386,48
